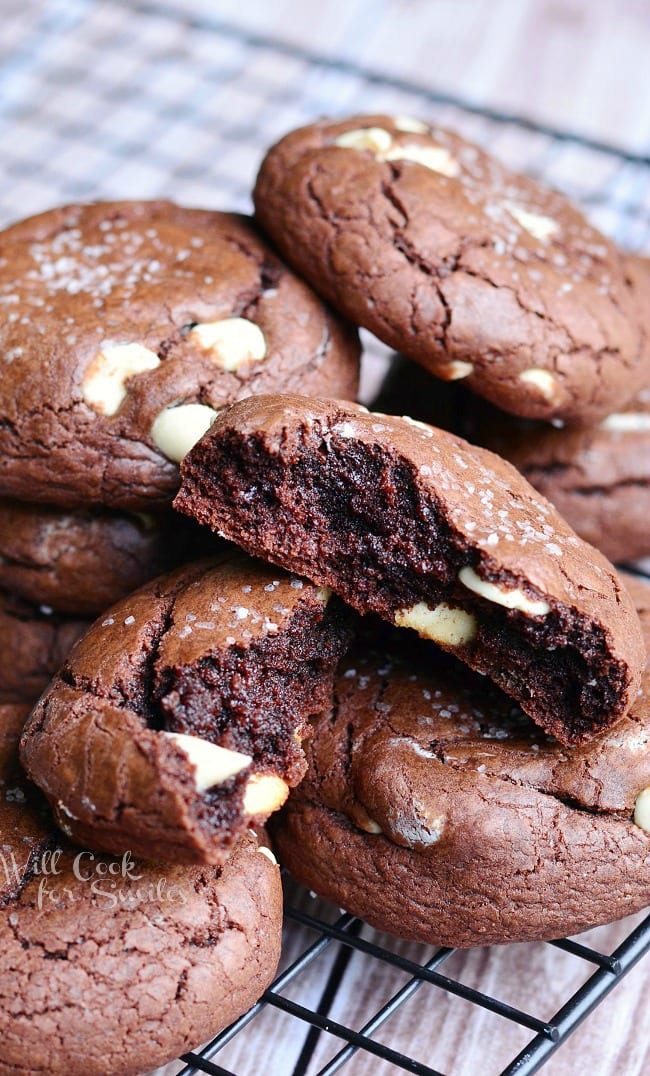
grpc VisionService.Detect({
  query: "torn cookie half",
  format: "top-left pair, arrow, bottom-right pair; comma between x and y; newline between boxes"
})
20,552 -> 352,864
272,571 -> 650,947
175,393 -> 644,745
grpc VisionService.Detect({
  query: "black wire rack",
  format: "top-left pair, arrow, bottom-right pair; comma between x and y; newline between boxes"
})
1,4 -> 650,1075
175,878 -> 650,1076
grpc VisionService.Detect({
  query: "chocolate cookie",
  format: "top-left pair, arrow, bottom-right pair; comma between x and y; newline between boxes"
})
21,553 -> 352,863
477,387 -> 650,564
0,591 -> 89,703
0,499 -> 219,615
0,704 -> 282,1076
0,200 -> 360,510
254,115 -> 643,424
272,572 -> 650,947
176,393 -> 644,746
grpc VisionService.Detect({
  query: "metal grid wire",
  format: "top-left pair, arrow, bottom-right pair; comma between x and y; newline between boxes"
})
1,3 -> 650,1074
176,879 -> 650,1076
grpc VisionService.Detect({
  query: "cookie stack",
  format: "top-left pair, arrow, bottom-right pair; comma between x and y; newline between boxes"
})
176,395 -> 650,944
0,199 -> 361,1072
2,116 -> 650,1074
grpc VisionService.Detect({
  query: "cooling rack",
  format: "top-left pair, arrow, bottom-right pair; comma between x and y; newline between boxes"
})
1,3 -> 649,1074
173,878 -> 650,1076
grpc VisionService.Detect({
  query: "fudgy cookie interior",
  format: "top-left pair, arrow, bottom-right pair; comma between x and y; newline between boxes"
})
178,408 -> 635,745
22,555 -> 352,863
159,602 -> 343,775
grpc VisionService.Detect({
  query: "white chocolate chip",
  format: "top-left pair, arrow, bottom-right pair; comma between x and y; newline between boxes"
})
190,317 -> 266,371
354,804 -> 383,834
257,845 -> 278,864
336,123 -> 458,177
163,732 -> 252,792
518,368 -> 558,402
395,601 -> 478,646
634,788 -> 650,833
393,116 -> 430,134
334,420 -> 357,438
316,586 -> 332,604
151,402 -> 218,463
439,360 -> 474,381
504,204 -> 560,242
390,809 -> 445,849
606,729 -> 648,753
82,342 -> 160,416
334,126 -> 393,153
385,143 -> 460,177
459,566 -> 550,617
243,773 -> 289,817
601,413 -> 650,432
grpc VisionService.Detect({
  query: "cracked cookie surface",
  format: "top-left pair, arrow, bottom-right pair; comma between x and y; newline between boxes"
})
272,572 -> 650,946
0,703 -> 282,1076
20,553 -> 352,863
472,255 -> 650,563
371,351 -> 650,565
254,114 -> 643,424
0,200 -> 360,510
176,393 -> 644,745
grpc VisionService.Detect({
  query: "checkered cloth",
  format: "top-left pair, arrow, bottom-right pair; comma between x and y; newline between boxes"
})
1,0 -> 649,250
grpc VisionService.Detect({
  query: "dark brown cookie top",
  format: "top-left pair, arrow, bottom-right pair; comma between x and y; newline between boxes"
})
271,572 -> 650,947
21,552 -> 352,864
369,251 -> 650,563
0,592 -> 90,704
503,255 -> 650,562
0,200 -> 360,510
371,352 -> 650,564
0,499 -> 219,615
0,706 -> 282,1076
254,114 -> 643,424
176,392 -> 645,745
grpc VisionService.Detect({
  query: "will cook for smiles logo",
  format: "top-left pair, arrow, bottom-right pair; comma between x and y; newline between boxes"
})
0,847 -> 188,910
